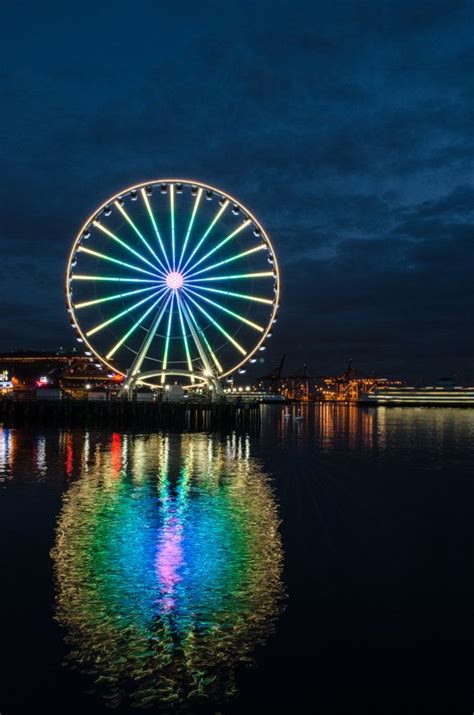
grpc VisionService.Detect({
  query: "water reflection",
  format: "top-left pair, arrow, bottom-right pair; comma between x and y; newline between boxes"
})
2,404 -> 474,487
262,403 -> 474,458
0,427 -> 14,481
265,402 -> 377,450
50,433 -> 284,709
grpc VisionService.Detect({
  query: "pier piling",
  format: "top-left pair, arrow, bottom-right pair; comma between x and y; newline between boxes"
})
0,398 -> 261,431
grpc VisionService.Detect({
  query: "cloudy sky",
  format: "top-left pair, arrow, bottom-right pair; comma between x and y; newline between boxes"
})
1,0 -> 473,380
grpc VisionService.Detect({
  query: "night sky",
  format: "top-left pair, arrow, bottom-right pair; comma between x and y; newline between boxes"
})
2,0 -> 473,380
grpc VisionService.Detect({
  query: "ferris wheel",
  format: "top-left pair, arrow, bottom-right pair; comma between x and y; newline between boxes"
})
66,179 -> 280,392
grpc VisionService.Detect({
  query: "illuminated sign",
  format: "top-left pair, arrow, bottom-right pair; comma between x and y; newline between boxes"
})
0,370 -> 13,390
36,375 -> 50,387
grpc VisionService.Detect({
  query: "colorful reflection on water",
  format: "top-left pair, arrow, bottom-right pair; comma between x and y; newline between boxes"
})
50,433 -> 284,709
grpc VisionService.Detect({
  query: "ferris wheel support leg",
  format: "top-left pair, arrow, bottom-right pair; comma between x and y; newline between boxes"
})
180,300 -> 224,401
209,374 -> 224,400
118,294 -> 171,398
119,368 -> 145,398
118,370 -> 133,398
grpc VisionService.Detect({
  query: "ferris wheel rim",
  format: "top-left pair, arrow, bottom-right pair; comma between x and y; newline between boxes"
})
66,178 -> 281,385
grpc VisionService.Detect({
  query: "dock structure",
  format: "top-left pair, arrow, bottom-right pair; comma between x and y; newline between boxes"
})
0,398 -> 261,431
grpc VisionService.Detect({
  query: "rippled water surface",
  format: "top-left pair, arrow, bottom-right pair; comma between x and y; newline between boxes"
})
0,405 -> 472,714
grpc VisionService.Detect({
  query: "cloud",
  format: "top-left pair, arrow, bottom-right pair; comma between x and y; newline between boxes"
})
0,0 -> 473,379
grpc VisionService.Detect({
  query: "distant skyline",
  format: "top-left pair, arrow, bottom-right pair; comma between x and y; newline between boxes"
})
1,1 -> 473,380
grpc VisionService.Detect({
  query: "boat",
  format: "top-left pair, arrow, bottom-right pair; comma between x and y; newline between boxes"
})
358,379 -> 474,407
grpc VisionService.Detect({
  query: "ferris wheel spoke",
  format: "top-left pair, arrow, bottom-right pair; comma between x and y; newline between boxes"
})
85,287 -> 167,337
71,275 -> 159,283
182,292 -> 247,356
77,246 -> 161,279
160,292 -> 175,383
185,244 -> 266,279
170,184 -> 176,269
177,188 -> 203,272
114,201 -> 168,275
176,293 -> 195,381
183,287 -> 264,332
141,189 -> 172,272
74,284 -> 159,310
92,221 -> 161,274
180,200 -> 229,273
179,295 -> 223,373
184,285 -> 273,305
187,271 -> 274,283
183,220 -> 252,276
106,291 -> 170,359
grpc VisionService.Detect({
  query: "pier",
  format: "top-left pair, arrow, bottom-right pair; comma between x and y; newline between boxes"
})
0,398 -> 261,431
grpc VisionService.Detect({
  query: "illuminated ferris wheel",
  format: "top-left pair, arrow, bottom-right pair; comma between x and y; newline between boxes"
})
66,179 -> 280,392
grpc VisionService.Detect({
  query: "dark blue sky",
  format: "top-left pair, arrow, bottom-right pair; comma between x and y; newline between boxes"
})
1,0 -> 473,379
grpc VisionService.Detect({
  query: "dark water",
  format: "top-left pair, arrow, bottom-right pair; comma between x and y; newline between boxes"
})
0,404 -> 472,714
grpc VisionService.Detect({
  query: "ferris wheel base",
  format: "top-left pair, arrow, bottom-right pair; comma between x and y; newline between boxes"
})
118,369 -> 224,400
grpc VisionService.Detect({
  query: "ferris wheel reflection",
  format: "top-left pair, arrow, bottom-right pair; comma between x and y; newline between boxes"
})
51,432 -> 284,709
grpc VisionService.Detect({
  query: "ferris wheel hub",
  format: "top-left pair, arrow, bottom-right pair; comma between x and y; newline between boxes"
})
165,271 -> 184,290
